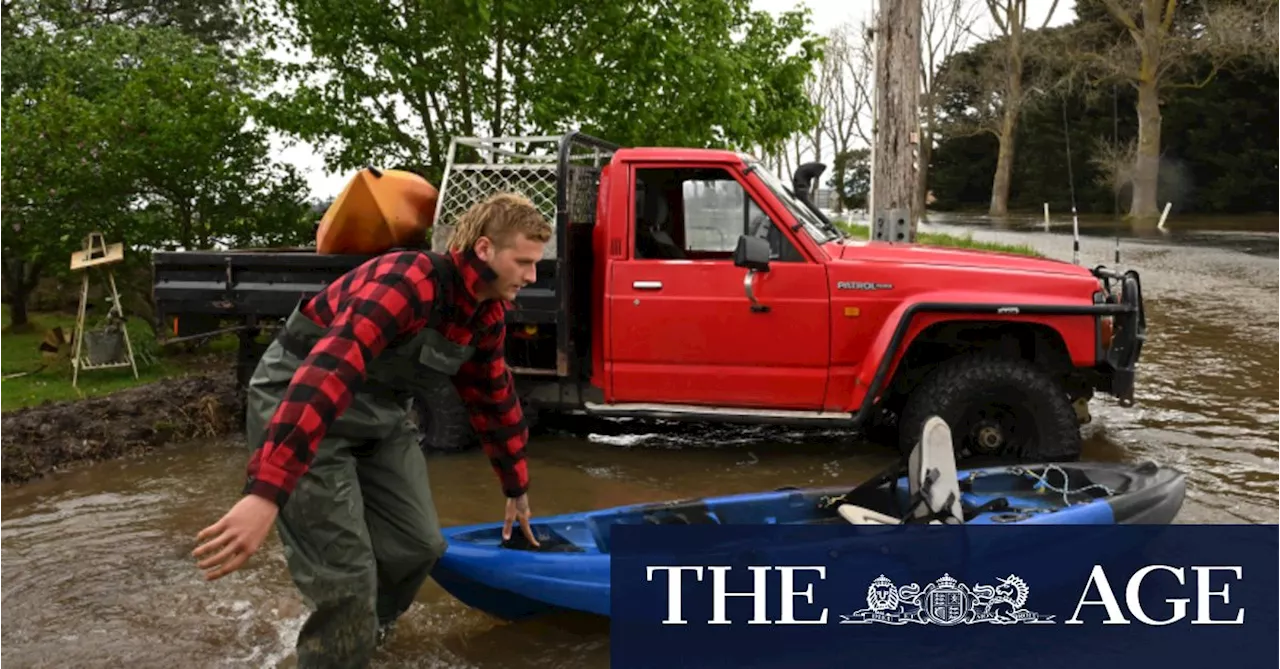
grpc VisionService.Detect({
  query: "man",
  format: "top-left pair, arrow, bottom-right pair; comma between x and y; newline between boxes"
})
192,192 -> 548,667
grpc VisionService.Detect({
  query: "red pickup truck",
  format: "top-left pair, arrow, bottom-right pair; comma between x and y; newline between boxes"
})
152,132 -> 1146,463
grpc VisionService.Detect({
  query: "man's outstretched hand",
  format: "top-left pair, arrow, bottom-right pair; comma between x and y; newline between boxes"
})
193,494 -> 279,581
504,493 -> 539,547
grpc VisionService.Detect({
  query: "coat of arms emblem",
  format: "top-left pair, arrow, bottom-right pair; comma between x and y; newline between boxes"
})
839,573 -> 1055,625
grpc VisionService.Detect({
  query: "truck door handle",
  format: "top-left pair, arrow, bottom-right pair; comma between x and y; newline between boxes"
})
632,281 -> 663,290
743,269 -> 770,313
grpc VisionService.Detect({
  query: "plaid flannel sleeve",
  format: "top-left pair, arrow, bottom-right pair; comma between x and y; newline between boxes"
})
452,316 -> 530,498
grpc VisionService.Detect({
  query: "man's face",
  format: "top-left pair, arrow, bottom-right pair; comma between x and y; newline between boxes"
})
475,233 -> 545,302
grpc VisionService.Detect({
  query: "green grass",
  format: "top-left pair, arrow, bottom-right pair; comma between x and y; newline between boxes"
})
836,222 -> 1043,258
1,306 -> 238,412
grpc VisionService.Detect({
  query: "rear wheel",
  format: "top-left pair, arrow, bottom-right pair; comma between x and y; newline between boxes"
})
233,324 -> 266,429
412,377 -> 542,453
897,353 -> 1082,463
413,374 -> 478,453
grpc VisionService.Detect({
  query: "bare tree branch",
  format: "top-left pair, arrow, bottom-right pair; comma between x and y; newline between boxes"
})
985,0 -> 1008,35
849,19 -> 878,147
774,20 -> 879,210
1037,0 -> 1061,30
1159,0 -> 1178,33
919,0 -> 981,214
937,0 -> 1063,215
1099,0 -> 1140,34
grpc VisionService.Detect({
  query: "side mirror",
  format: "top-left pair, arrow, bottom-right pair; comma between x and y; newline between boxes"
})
733,235 -> 771,273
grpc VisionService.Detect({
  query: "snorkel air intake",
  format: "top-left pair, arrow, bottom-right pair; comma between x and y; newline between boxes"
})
791,161 -> 834,226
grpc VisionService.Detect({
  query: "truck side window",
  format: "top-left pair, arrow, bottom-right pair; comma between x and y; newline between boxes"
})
680,171 -> 802,262
634,173 -> 686,260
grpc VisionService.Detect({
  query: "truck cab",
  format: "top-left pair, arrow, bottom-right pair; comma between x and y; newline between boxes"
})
153,131 -> 1147,463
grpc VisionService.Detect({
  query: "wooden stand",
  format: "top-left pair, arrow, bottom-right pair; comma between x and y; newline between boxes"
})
68,232 -> 138,387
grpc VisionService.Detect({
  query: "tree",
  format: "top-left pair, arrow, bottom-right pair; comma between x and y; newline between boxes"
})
871,0 -> 922,232
104,30 -> 311,252
772,21 -> 861,198
975,0 -> 1061,217
1,20 -> 311,328
926,3 -> 1280,216
260,0 -> 823,188
918,0 -> 981,217
2,25 -> 140,328
813,21 -> 874,214
1074,0 -> 1278,219
5,0 -> 250,45
832,148 -> 872,211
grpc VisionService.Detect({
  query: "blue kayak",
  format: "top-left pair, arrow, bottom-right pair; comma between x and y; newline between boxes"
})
431,419 -> 1187,621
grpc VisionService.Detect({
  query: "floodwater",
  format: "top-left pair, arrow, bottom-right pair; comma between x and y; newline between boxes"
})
3,214 -> 1277,668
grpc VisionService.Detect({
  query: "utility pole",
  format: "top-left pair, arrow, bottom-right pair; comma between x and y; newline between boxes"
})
870,0 -> 922,242
867,18 -> 877,229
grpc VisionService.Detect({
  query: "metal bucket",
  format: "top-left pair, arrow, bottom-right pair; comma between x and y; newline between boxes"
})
85,328 -> 124,366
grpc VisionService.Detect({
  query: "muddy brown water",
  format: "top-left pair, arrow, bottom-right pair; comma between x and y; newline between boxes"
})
4,216 -> 1277,668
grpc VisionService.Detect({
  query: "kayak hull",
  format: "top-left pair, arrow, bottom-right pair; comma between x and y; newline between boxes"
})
431,460 -> 1186,621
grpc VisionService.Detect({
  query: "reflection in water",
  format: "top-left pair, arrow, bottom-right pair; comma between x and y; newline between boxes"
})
3,221 -> 1276,667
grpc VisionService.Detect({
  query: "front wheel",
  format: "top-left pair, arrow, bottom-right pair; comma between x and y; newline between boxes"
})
897,353 -> 1082,463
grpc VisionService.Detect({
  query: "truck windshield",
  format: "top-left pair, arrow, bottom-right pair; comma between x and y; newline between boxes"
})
747,163 -> 843,245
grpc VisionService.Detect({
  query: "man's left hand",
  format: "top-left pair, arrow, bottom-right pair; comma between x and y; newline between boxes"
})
503,493 -> 539,547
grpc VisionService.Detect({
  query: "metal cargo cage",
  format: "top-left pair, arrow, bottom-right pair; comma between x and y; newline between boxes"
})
431,132 -> 619,378
431,133 -> 619,260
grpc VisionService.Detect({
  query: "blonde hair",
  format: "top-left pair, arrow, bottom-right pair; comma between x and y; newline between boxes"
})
446,192 -> 553,252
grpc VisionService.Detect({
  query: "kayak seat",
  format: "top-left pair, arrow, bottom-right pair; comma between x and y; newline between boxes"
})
836,497 -> 1010,525
835,416 -> 967,526
907,416 -> 965,524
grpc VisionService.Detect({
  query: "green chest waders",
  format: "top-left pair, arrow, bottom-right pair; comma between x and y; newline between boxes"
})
243,252 -> 475,668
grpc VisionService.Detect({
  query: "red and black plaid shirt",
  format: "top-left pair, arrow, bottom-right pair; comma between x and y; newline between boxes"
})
243,248 -> 529,507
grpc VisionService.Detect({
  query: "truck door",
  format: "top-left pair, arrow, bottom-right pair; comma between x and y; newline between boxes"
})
607,164 -> 831,410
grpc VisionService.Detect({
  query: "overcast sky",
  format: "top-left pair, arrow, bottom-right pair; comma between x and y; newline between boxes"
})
276,0 -> 1078,201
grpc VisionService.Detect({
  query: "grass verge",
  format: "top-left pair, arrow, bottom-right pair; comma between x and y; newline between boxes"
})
836,222 -> 1043,257
1,306 -> 237,412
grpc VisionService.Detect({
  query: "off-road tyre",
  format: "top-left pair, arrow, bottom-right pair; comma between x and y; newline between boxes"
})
897,353 -> 1082,463
859,406 -> 902,451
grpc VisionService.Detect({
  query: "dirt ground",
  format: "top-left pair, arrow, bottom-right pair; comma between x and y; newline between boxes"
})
1,368 -> 243,484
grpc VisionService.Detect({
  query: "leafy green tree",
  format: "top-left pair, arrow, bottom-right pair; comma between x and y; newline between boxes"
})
97,27 -> 311,251
2,19 -> 312,328
258,0 -> 823,183
2,26 -> 138,328
829,149 -> 871,211
6,0 -> 250,45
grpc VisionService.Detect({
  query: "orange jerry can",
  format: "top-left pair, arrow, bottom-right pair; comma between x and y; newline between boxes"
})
316,166 -> 440,255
